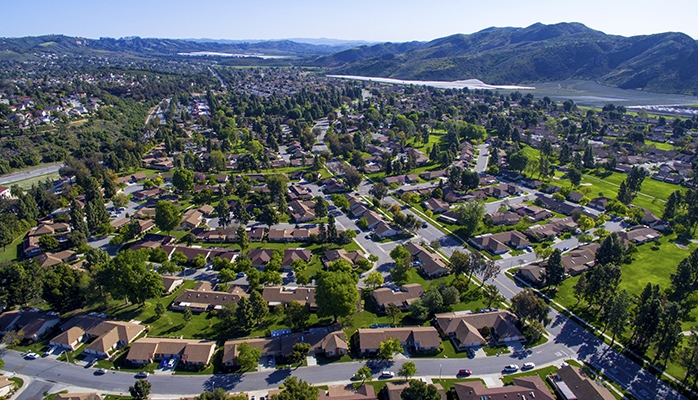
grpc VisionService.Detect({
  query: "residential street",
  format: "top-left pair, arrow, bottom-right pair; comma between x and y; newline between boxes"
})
1,306 -> 684,400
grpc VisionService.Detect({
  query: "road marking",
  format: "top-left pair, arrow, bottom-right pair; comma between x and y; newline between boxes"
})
493,277 -> 518,296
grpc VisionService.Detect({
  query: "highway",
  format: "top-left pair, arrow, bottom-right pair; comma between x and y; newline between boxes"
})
0,163 -> 63,185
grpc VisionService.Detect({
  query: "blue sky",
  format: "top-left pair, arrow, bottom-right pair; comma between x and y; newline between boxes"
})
1,0 -> 696,41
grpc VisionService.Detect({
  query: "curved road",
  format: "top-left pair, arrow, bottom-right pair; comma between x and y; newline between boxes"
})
0,309 -> 685,399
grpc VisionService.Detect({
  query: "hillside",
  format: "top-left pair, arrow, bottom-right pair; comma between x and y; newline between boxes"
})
310,23 -> 698,95
0,35 -> 354,58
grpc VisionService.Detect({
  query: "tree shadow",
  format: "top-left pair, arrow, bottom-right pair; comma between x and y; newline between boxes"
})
205,373 -> 243,392
265,368 -> 292,385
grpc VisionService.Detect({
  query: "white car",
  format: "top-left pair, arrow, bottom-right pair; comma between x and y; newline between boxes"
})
25,353 -> 40,359
380,371 -> 395,378
167,358 -> 176,368
503,364 -> 519,372
522,362 -> 535,370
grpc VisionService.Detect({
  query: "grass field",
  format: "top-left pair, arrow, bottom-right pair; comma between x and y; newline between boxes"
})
0,233 -> 25,263
553,234 -> 698,330
579,172 -> 677,216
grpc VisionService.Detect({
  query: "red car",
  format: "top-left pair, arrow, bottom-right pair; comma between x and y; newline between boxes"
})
458,369 -> 472,376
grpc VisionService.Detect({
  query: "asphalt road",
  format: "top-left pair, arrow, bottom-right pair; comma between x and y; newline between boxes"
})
0,163 -> 63,185
1,307 -> 684,399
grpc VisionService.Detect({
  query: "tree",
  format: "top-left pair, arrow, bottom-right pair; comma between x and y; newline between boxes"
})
508,150 -> 528,173
511,289 -> 549,324
385,303 -> 403,326
455,201 -> 485,239
400,380 -> 441,400
313,196 -> 328,219
573,273 -> 587,305
577,215 -> 595,232
483,284 -> 505,308
70,199 -> 89,237
422,288 -> 444,313
315,270 -> 359,322
85,199 -> 109,234
38,234 -> 59,252
96,249 -> 164,304
182,306 -> 193,324
154,201 -> 182,234
630,283 -> 662,353
266,174 -> 289,203
595,232 -> 624,266
344,166 -> 362,189
259,205 -> 280,228
266,378 -> 316,400
398,361 -> 417,381
677,326 -> 698,387
196,388 -> 246,400
409,299 -> 429,321
449,251 -> 470,276
172,168 -> 195,193
129,379 -> 151,400
233,204 -> 251,225
617,180 -> 633,204
370,182 -> 388,200
250,290 -> 269,326
379,337 -> 404,359
289,342 -> 311,365
235,297 -> 255,333
354,365 -> 373,385
364,271 -> 384,289
235,342 -> 262,370
440,286 -> 460,306
284,300 -> 311,331
567,167 -> 582,186
602,290 -> 630,346
480,259 -> 501,284
543,249 -> 565,288
43,263 -> 89,312
155,302 -> 166,319
653,302 -> 683,365
217,199 -> 231,227
327,214 -> 338,242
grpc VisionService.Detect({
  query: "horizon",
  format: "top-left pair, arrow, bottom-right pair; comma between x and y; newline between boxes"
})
0,0 -> 696,42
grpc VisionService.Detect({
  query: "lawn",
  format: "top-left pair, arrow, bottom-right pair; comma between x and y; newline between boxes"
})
11,172 -> 61,190
482,345 -> 511,357
644,140 -> 674,151
501,365 -> 559,390
554,235 -> 698,329
0,232 -> 26,263
581,173 -> 668,216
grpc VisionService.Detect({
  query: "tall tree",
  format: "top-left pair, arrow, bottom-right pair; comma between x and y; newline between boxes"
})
354,366 -> 373,386
154,201 -> 182,234
449,251 -> 471,276
315,269 -> 359,322
455,201 -> 485,239
313,196 -> 328,219
369,182 -> 388,200
129,380 -> 151,400
400,380 -> 441,400
271,377 -> 318,400
603,290 -> 631,345
216,199 -> 231,227
543,249 -> 565,288
630,283 -> 663,353
511,289 -> 549,324
70,200 -> 89,237
172,168 -> 195,193
595,232 -> 624,267
259,205 -> 280,228
235,297 -> 256,333
398,362 -> 417,381
379,337 -> 403,359
235,342 -> 262,370
250,290 -> 269,326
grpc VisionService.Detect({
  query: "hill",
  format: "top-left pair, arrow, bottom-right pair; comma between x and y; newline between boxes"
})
309,22 -> 698,95
0,35 -> 355,58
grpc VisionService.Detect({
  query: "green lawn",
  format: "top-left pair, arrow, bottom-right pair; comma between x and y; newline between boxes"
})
482,345 -> 511,357
521,144 -> 541,161
501,365 -> 558,390
555,235 -> 698,329
644,140 -> 674,151
580,173 -> 669,216
0,233 -> 25,263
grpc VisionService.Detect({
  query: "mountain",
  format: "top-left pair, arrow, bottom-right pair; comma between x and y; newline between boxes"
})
0,35 -> 351,58
309,23 -> 698,95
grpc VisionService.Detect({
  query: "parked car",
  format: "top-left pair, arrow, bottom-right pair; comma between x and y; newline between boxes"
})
380,371 -> 395,378
522,362 -> 535,370
25,353 -> 40,360
236,271 -> 247,278
135,371 -> 149,378
167,358 -> 177,368
43,346 -> 56,357
503,364 -> 519,372
458,369 -> 472,376
95,368 -> 107,375
422,222 -> 428,228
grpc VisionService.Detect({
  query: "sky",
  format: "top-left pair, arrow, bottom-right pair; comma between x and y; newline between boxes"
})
1,0 -> 697,42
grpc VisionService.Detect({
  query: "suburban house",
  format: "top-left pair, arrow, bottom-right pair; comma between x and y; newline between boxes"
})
618,226 -> 662,244
517,265 -> 547,287
262,286 -> 317,310
526,217 -> 578,241
171,281 -> 249,313
288,200 -> 316,222
422,198 -> 450,214
180,209 -> 204,230
222,329 -> 348,367
53,394 -> 103,400
356,327 -> 441,355
371,284 -> 424,311
267,227 -> 319,242
50,315 -> 144,359
318,384 -> 377,400
470,231 -> 530,255
434,310 -> 525,349
0,185 -> 11,199
281,248 -> 313,269
453,377 -> 554,400
485,211 -> 520,226
373,221 -> 401,238
0,376 -> 15,398
0,310 -> 60,342
37,250 -> 79,267
588,197 -> 610,211
640,209 -> 670,232
363,210 -> 383,229
386,382 -> 446,400
162,276 -> 184,294
419,170 -> 446,180
126,338 -> 217,368
322,249 -> 366,268
510,203 -> 553,222
404,242 -> 450,277
551,365 -> 616,400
